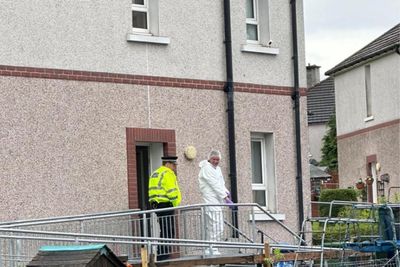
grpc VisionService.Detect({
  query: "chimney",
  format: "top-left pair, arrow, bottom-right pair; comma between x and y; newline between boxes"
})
306,64 -> 321,88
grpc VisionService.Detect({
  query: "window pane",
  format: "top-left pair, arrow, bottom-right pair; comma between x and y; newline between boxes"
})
132,11 -> 147,29
247,24 -> 258,41
133,0 -> 144,5
246,0 -> 255,18
253,190 -> 266,206
251,141 -> 262,183
365,65 -> 372,117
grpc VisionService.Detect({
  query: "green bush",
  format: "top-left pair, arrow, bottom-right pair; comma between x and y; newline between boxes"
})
312,207 -> 378,246
319,189 -> 358,217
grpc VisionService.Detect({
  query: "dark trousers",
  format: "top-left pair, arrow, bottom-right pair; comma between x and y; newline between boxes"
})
151,202 -> 175,261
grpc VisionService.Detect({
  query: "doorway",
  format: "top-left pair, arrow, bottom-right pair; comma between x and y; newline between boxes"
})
136,146 -> 150,210
126,127 -> 176,210
135,143 -> 164,210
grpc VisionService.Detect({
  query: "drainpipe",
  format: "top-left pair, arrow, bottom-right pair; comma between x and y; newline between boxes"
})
223,0 -> 239,236
290,0 -> 305,232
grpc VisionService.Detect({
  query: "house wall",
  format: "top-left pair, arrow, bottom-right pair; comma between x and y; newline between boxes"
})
338,123 -> 400,197
335,53 -> 400,197
0,74 -> 310,238
308,123 -> 328,162
0,0 -> 309,236
335,54 -> 400,136
0,0 -> 306,86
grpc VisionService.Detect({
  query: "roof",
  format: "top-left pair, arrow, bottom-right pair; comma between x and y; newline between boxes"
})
326,23 -> 400,75
307,77 -> 335,124
310,164 -> 332,179
27,244 -> 126,267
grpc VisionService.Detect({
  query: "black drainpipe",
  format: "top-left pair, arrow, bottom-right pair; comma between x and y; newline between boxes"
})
290,0 -> 304,232
223,0 -> 239,236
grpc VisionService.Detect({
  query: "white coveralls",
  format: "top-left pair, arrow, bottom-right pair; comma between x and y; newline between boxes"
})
198,160 -> 229,254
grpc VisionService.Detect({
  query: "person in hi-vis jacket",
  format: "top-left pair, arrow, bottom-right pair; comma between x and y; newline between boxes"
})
198,150 -> 234,255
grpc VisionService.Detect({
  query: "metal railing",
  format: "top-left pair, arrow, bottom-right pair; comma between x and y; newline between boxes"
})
300,200 -> 400,266
0,203 -> 305,266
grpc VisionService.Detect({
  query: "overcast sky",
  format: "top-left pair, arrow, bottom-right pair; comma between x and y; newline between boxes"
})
304,0 -> 400,80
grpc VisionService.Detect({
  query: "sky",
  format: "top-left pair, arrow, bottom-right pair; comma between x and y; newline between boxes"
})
304,0 -> 400,80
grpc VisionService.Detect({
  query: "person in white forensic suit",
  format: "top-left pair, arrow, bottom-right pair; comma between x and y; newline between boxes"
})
198,150 -> 234,256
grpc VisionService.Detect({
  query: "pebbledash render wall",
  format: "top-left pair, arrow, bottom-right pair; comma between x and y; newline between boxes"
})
0,68 -> 309,227
0,0 -> 309,236
337,121 -> 400,195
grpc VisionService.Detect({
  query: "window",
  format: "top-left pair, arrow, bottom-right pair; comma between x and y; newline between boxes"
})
246,0 -> 259,43
243,0 -> 278,54
251,133 -> 277,212
128,0 -> 170,44
364,65 -> 372,118
132,0 -> 149,33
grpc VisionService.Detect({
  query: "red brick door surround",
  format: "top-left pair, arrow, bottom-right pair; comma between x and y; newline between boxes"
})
126,128 -> 176,209
366,154 -> 377,203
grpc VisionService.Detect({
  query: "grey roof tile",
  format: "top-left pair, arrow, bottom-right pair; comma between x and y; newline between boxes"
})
326,23 -> 400,75
307,77 -> 335,124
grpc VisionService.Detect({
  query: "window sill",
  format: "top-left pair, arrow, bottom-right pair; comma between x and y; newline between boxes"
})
126,33 -> 170,45
250,212 -> 285,221
241,44 -> 279,55
364,116 -> 374,122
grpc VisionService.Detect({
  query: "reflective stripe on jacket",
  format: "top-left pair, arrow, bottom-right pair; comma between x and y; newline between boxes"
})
148,165 -> 181,207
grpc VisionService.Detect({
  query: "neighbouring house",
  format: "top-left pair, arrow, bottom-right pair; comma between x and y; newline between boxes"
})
326,23 -> 400,203
0,0 -> 309,240
306,65 -> 336,163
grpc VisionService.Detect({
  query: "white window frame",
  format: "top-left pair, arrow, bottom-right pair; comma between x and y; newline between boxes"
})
251,137 -> 267,205
132,0 -> 150,34
128,0 -> 170,44
242,0 -> 278,55
251,133 -> 277,213
364,65 -> 373,118
246,0 -> 260,44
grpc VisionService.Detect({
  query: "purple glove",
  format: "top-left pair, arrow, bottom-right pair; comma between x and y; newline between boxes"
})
224,198 -> 235,209
226,191 -> 231,199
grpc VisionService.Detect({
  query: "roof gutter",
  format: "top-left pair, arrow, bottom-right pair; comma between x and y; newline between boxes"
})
290,0 -> 305,232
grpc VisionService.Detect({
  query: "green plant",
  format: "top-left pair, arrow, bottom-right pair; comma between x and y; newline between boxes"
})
378,195 -> 387,204
312,209 -> 378,245
263,248 -> 285,266
319,189 -> 358,217
392,193 -> 400,203
320,115 -> 338,172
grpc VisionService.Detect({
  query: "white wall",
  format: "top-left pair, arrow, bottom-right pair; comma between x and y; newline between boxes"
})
308,123 -> 327,162
0,0 -> 306,88
335,53 -> 400,136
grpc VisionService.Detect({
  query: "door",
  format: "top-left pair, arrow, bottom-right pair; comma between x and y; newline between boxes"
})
136,146 -> 150,210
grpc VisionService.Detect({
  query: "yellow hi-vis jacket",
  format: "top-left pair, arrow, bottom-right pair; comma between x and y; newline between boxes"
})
148,166 -> 181,207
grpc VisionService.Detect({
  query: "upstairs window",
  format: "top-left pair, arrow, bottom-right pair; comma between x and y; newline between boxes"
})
365,65 -> 372,118
243,0 -> 277,54
132,0 -> 149,33
246,0 -> 259,43
128,0 -> 169,44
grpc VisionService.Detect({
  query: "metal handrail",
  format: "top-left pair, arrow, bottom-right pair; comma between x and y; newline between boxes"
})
0,209 -> 139,227
0,227 -> 336,252
223,219 -> 253,243
1,203 -> 303,244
